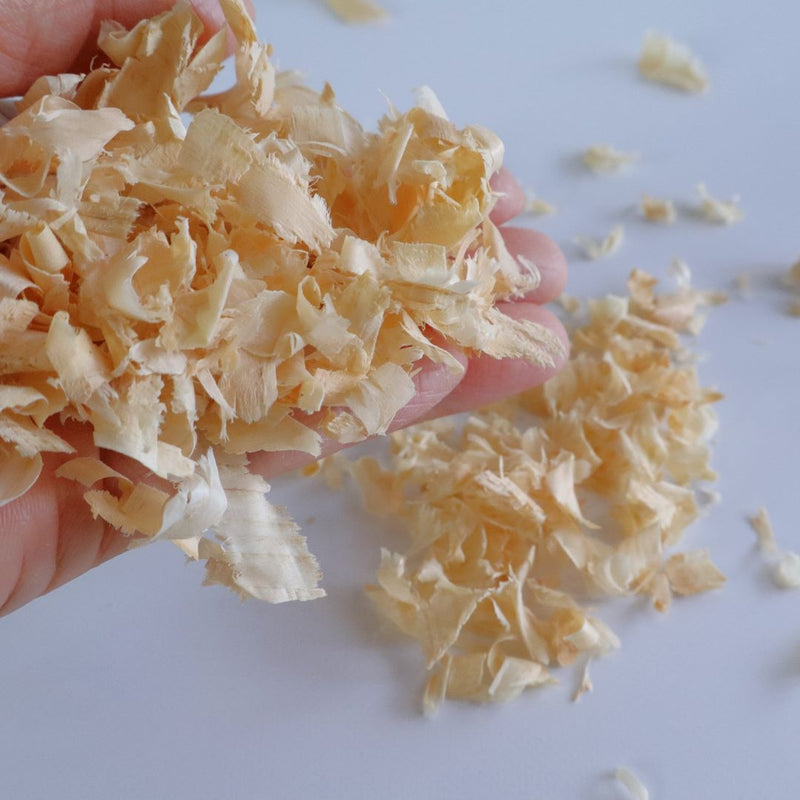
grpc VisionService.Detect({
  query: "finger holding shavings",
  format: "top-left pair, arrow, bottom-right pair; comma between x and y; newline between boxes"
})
326,0 -> 389,23
696,183 -> 744,225
638,30 -> 709,93
640,194 -> 676,224
575,224 -> 625,260
583,144 -> 638,174
523,190 -> 557,216
614,767 -> 650,800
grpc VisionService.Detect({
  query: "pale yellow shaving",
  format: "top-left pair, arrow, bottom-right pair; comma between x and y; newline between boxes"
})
615,767 -> 650,800
576,225 -> 625,260
697,183 -> 744,225
641,194 -> 676,224
523,191 -> 557,216
326,0 -> 389,24
638,31 -> 709,93
583,144 -> 638,173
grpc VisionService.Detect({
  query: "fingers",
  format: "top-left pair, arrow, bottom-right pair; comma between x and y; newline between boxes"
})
489,167 -> 525,225
502,225 -> 568,304
0,0 -> 249,97
417,302 -> 570,421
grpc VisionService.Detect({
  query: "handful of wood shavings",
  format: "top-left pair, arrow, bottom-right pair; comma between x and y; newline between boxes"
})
342,271 -> 725,710
748,507 -> 800,589
697,183 -> 744,225
638,31 -> 709,93
326,0 -> 389,24
583,144 -> 638,174
0,0 -> 563,602
575,225 -> 625,260
640,195 -> 676,224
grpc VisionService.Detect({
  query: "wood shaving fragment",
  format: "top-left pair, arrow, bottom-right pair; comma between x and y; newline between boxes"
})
572,657 -> 593,702
615,767 -> 650,800
346,271 -> 724,709
749,507 -> 778,554
640,194 -> 676,224
748,507 -> 800,589
583,145 -> 638,174
557,293 -> 583,315
638,31 -> 709,93
774,553 -> 800,589
575,225 -> 625,260
697,183 -> 744,225
523,191 -> 557,216
326,0 -> 389,24
0,1 -> 563,603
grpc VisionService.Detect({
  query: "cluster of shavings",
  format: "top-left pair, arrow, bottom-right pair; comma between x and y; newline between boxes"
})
748,507 -> 800,589
638,31 -> 709,94
583,144 -> 638,174
640,194 -> 677,224
326,0 -> 389,24
342,270 -> 726,711
0,0 -> 563,602
696,183 -> 744,225
575,224 -> 625,261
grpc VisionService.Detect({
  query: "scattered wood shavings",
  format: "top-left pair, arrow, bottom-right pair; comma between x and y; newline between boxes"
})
697,183 -> 744,225
575,225 -> 625,260
523,190 -> 557,216
615,767 -> 650,800
0,1 -> 563,603
583,145 -> 638,173
326,0 -> 389,24
638,31 -> 709,93
343,271 -> 725,710
748,507 -> 800,589
640,195 -> 676,224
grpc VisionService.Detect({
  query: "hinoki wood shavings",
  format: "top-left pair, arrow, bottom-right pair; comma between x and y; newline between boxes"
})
0,0 -> 563,602
343,271 -> 726,710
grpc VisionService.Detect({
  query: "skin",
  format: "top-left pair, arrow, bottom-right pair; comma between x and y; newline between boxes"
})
0,0 -> 568,616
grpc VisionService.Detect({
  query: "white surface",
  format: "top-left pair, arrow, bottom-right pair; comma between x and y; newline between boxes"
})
3,1 -> 800,798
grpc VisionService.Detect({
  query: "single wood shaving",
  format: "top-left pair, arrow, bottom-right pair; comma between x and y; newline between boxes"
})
576,225 -> 625,260
557,293 -> 583,315
748,507 -> 800,589
345,271 -> 724,709
615,767 -> 650,800
749,507 -> 778,554
638,31 -> 709,93
326,0 -> 389,24
572,657 -> 593,702
640,194 -> 676,224
583,145 -> 638,174
697,183 -> 744,225
774,553 -> 800,589
0,1 -> 563,603
523,191 -> 557,216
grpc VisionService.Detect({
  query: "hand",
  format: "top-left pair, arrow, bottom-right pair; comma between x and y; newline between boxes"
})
0,0 -> 568,616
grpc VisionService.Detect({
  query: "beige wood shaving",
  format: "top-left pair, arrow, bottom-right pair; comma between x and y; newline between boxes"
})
557,293 -> 583,315
572,657 -> 593,702
748,507 -> 800,589
583,145 -> 638,174
326,0 -> 389,24
615,767 -> 650,800
344,270 -> 724,710
697,183 -> 744,225
638,31 -> 709,93
576,225 -> 625,260
749,507 -> 778,554
0,0 -> 564,603
640,194 -> 676,224
774,553 -> 800,589
523,191 -> 557,216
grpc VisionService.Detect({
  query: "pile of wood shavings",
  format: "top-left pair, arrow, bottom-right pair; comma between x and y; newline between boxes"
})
341,270 -> 727,711
0,0 -> 563,602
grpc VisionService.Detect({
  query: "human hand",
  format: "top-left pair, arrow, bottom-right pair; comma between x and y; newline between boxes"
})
0,0 -> 568,615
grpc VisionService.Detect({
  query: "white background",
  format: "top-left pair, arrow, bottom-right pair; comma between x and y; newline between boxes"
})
3,1 -> 800,798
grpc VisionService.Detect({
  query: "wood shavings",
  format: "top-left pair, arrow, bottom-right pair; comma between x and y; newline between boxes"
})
346,271 -> 724,709
583,145 -> 638,174
615,767 -> 650,800
638,31 -> 709,93
572,657 -> 593,702
326,0 -> 389,24
697,183 -> 744,225
523,190 -> 557,216
748,507 -> 800,589
640,195 -> 676,224
576,225 -> 625,260
0,1 -> 562,603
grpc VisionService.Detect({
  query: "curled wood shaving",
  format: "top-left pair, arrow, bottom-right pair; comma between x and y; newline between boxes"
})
583,145 -> 638,174
615,767 -> 650,800
576,225 -> 625,260
697,183 -> 744,225
0,1 -> 562,602
640,194 -> 676,224
345,271 -> 724,709
638,31 -> 709,93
